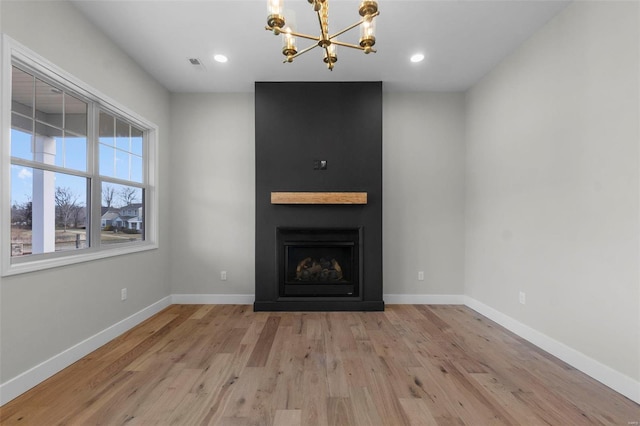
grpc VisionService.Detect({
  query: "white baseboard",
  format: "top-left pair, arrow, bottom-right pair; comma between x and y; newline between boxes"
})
464,296 -> 640,404
171,294 -> 254,305
0,296 -> 172,406
170,293 -> 464,305
384,294 -> 466,305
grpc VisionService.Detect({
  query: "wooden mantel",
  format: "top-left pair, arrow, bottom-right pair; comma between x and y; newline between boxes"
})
271,192 -> 368,205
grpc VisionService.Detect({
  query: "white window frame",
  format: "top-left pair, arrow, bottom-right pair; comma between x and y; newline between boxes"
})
1,35 -> 158,277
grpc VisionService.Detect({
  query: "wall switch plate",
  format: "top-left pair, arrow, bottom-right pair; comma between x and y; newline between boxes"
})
221,271 -> 227,281
121,288 -> 127,301
418,271 -> 424,281
519,291 -> 526,305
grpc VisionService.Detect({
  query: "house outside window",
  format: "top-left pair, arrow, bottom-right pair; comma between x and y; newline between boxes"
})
2,37 -> 158,276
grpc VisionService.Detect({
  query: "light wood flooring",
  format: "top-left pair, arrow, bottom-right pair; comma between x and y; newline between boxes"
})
1,304 -> 639,425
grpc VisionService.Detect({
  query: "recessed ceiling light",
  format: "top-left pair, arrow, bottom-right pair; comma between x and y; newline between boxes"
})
410,53 -> 425,63
214,54 -> 228,63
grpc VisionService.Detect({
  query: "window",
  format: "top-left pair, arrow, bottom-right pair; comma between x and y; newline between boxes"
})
9,66 -> 90,257
98,113 -> 146,246
2,37 -> 158,275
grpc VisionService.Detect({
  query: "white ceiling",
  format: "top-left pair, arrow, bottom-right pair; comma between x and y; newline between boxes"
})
71,0 -> 571,93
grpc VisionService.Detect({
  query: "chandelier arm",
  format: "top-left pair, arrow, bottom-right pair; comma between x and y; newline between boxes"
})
329,10 -> 379,40
330,40 -> 365,50
283,43 -> 320,63
328,20 -> 363,40
286,30 -> 321,42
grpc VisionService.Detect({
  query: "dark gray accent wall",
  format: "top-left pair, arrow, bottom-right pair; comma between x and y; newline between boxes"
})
254,82 -> 383,311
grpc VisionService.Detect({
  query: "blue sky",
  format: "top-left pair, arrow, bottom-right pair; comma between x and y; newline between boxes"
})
11,165 -> 87,207
11,127 -> 142,208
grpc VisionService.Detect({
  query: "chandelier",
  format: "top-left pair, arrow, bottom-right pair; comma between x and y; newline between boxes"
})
265,0 -> 380,71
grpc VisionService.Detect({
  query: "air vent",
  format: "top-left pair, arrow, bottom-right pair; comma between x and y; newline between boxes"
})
187,57 -> 206,71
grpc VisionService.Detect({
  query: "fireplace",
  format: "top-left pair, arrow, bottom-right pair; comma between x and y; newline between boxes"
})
254,81 -> 383,311
277,228 -> 361,297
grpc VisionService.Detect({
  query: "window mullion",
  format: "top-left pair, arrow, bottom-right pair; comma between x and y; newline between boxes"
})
98,176 -> 145,190
89,102 -> 101,250
9,157 -> 92,179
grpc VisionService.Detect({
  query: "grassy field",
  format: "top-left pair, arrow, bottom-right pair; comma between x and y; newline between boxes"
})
11,226 -> 142,255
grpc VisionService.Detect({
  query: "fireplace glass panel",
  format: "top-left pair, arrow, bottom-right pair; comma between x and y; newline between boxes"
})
285,243 -> 353,284
277,228 -> 361,298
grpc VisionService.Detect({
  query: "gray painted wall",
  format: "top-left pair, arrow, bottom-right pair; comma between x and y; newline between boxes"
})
465,1 -> 640,381
169,93 -> 255,295
168,91 -> 467,298
0,1 -> 172,382
383,92 -> 466,295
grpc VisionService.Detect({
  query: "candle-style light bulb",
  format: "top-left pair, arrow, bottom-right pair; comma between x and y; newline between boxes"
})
359,16 -> 376,53
283,29 -> 296,50
267,0 -> 285,31
268,0 -> 283,15
361,17 -> 376,39
323,43 -> 337,70
282,28 -> 297,62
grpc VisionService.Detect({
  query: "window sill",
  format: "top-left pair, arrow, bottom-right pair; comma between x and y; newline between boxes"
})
2,242 -> 158,277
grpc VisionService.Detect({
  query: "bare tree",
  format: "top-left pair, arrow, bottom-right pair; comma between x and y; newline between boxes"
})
103,184 -> 116,208
119,186 -> 138,207
55,187 -> 80,232
11,199 -> 32,227
72,206 -> 86,229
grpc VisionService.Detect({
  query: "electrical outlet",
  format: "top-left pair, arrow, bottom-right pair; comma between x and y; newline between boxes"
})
418,271 -> 424,281
221,271 -> 227,281
519,291 -> 526,305
121,288 -> 127,301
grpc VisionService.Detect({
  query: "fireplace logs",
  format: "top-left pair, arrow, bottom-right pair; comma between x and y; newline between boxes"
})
295,257 -> 343,282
